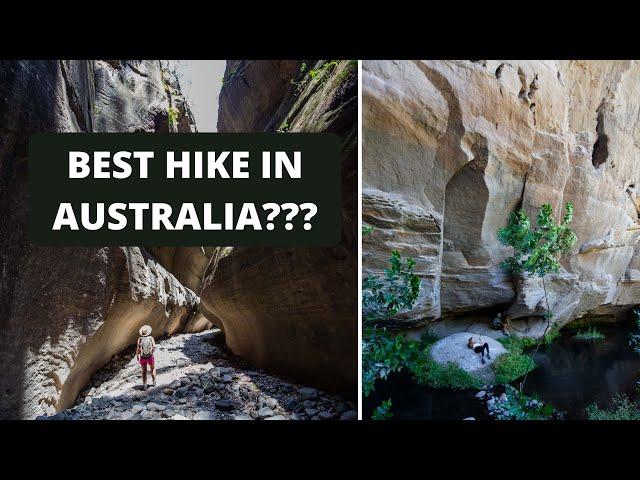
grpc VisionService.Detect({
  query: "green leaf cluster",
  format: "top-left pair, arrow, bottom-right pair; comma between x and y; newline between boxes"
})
363,251 -> 421,323
498,203 -> 577,277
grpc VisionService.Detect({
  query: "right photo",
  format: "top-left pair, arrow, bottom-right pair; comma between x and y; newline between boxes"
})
362,60 -> 640,420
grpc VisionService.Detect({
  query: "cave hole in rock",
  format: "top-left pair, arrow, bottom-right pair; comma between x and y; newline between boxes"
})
592,104 -> 609,169
440,142 -> 491,313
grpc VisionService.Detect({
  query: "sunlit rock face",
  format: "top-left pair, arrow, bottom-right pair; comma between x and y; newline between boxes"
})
363,60 -> 640,332
0,60 -> 209,418
200,60 -> 357,396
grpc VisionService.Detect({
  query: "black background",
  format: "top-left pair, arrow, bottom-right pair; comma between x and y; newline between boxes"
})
29,133 -> 341,246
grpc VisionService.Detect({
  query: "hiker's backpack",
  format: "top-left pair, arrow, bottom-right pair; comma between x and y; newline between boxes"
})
140,336 -> 154,357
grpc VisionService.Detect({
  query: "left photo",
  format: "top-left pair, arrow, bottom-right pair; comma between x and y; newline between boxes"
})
0,60 -> 357,420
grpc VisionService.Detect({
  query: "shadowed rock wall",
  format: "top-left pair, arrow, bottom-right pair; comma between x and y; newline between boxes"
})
0,60 -> 209,418
200,60 -> 357,395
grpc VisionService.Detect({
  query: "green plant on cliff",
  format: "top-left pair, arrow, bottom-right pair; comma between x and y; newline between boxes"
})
168,106 -> 179,129
498,203 -> 577,390
363,251 -> 421,323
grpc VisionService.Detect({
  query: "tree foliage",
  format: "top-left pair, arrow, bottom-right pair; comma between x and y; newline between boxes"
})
363,251 -> 421,323
498,203 -> 577,277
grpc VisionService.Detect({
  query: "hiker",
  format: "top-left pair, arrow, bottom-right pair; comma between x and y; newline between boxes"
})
491,312 -> 510,336
136,325 -> 156,390
468,336 -> 491,364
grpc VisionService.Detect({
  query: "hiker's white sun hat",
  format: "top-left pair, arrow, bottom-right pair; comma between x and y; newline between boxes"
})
139,325 -> 152,337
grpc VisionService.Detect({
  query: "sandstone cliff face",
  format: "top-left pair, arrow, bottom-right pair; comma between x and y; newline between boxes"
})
200,60 -> 357,395
0,60 -> 209,418
363,60 -> 640,335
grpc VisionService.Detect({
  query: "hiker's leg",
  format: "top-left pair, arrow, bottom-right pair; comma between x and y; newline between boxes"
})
151,360 -> 157,386
141,363 -> 147,388
484,343 -> 491,359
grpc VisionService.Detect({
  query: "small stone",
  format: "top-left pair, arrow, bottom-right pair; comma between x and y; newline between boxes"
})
463,417 -> 476,420
302,400 -> 316,409
171,414 -> 188,420
180,378 -> 191,387
319,411 -> 335,420
285,399 -> 299,410
475,390 -> 486,399
193,410 -> 216,420
264,397 -> 278,409
147,402 -> 166,412
305,408 -> 319,417
169,380 -> 181,390
499,393 -> 508,403
265,415 -> 287,420
163,388 -> 174,396
233,414 -> 253,420
215,399 -> 238,411
175,387 -> 189,399
257,407 -> 275,418
131,404 -> 145,414
298,387 -> 318,400
203,383 -> 217,394
222,374 -> 233,383
340,410 -> 357,421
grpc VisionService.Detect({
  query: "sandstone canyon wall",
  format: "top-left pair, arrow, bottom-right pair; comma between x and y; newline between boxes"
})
0,60 -> 213,418
200,60 -> 357,395
363,60 -> 640,336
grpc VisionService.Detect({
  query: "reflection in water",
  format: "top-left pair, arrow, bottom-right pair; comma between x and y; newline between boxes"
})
364,324 -> 640,420
524,325 -> 640,419
363,372 -> 490,420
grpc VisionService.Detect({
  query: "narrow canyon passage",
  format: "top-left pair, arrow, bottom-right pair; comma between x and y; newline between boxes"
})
43,330 -> 355,420
0,59 -> 356,419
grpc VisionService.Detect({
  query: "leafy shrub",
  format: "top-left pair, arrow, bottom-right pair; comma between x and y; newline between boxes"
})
586,394 -> 640,420
363,251 -> 421,323
362,328 -> 421,397
574,327 -> 605,341
371,399 -> 393,420
498,203 -> 577,277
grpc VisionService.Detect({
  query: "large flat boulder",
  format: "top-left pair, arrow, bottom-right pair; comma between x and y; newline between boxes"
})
429,332 -> 507,383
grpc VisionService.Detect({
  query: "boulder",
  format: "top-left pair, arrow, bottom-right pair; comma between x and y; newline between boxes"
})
429,332 -> 507,382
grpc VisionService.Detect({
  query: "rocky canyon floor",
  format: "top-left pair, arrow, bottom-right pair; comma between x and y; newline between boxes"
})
39,330 -> 356,421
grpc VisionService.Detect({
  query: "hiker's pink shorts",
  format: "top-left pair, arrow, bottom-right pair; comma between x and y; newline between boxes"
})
139,355 -> 154,367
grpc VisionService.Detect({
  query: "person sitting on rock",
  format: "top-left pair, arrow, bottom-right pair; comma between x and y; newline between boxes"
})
491,312 -> 510,336
468,337 -> 491,364
136,325 -> 157,390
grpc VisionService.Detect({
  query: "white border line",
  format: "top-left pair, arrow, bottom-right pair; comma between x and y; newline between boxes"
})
357,59 -> 363,420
